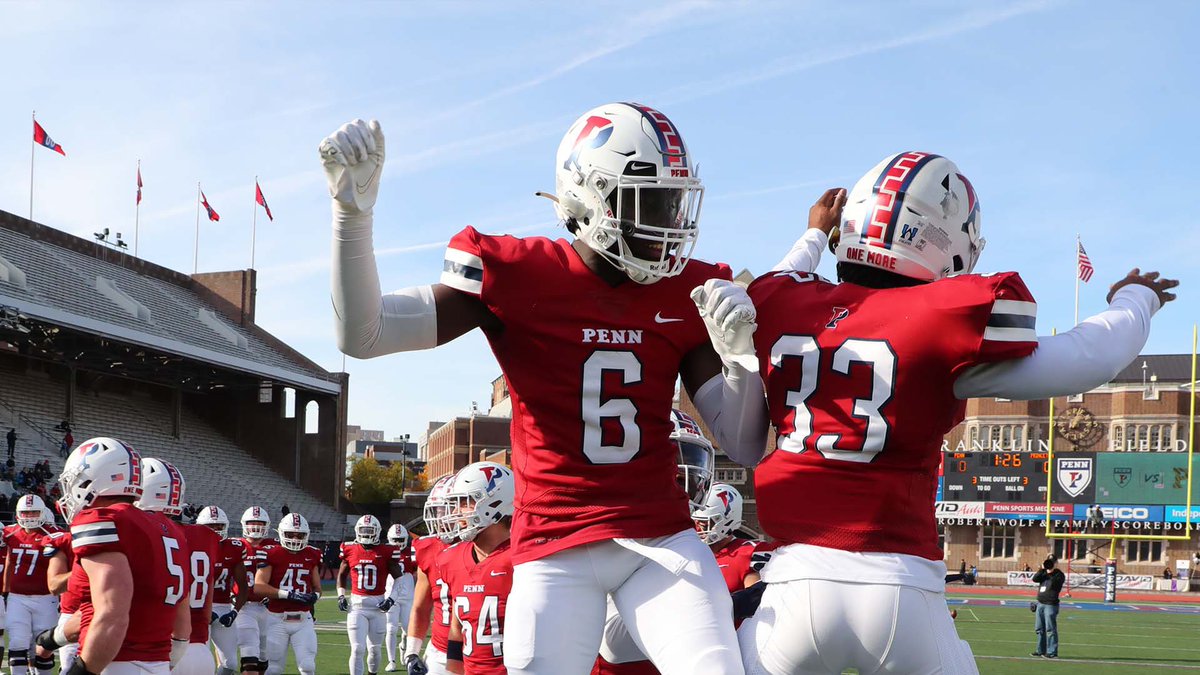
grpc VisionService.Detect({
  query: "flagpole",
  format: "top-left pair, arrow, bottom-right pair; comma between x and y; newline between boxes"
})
29,111 -> 36,221
251,176 -> 258,270
1074,234 -> 1080,325
134,160 -> 141,257
194,182 -> 201,275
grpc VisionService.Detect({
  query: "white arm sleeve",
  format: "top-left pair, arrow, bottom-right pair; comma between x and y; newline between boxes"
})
693,370 -> 770,468
953,284 -> 1162,400
771,229 -> 828,273
331,208 -> 439,358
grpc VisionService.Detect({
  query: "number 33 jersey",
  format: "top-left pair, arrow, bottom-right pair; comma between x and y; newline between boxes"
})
441,227 -> 731,564
748,271 -> 1038,561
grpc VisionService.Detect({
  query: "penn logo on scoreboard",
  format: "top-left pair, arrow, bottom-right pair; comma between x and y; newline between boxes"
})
1057,457 -> 1094,497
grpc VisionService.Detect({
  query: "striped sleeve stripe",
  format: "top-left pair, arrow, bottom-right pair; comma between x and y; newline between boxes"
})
985,299 -> 1036,342
72,521 -> 115,536
72,527 -> 119,547
439,248 -> 484,295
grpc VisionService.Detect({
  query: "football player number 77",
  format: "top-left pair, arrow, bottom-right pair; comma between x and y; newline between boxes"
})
771,336 -> 897,463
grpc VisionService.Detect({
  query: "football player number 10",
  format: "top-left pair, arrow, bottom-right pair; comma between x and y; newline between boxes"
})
771,335 -> 897,463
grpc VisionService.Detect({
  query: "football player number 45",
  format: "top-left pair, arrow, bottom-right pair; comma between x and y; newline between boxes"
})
771,335 -> 896,463
581,351 -> 642,464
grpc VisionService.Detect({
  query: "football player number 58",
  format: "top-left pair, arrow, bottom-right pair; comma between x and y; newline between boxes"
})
581,351 -> 642,464
771,336 -> 896,463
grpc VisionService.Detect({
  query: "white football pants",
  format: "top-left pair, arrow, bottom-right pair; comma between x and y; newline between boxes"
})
6,593 -> 59,652
209,603 -> 239,673
737,579 -> 979,674
422,642 -> 450,675
503,529 -> 742,675
347,596 -> 386,675
235,602 -> 271,660
171,642 -> 215,675
264,613 -> 316,675
383,573 -> 414,665
57,611 -> 79,671
100,662 -> 170,675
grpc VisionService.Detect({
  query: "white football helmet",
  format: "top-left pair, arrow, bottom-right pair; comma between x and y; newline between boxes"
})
552,102 -> 703,284
278,512 -> 311,552
692,483 -> 744,545
197,505 -> 230,539
355,514 -> 382,545
241,506 -> 271,540
424,474 -> 456,543
837,152 -> 983,282
134,458 -> 186,516
387,523 -> 410,548
58,437 -> 143,523
672,409 -> 714,509
445,462 -> 514,542
16,494 -> 48,529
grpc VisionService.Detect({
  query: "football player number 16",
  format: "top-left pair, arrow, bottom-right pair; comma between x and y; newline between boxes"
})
581,351 -> 642,464
771,335 -> 896,463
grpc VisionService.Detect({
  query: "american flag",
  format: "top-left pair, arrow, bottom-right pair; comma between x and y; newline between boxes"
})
1077,240 -> 1094,283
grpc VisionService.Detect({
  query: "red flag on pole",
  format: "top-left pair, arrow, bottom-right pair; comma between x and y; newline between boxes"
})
255,181 -> 273,221
136,166 -> 143,205
33,120 -> 65,156
1077,240 -> 1094,283
200,191 -> 220,222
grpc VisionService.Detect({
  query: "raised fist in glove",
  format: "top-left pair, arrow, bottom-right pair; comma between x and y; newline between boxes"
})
405,654 -> 429,675
338,595 -> 349,612
377,596 -> 395,612
284,589 -> 319,605
690,279 -> 759,373
319,118 -> 385,214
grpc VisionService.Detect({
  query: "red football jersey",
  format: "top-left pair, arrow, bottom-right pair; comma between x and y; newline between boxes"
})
592,658 -> 660,675
182,524 -> 220,644
442,227 -> 731,563
340,542 -> 399,597
441,539 -> 514,675
257,545 -> 321,613
713,537 -> 758,593
40,530 -> 79,612
212,537 -> 246,604
748,270 -> 1038,560
72,503 -> 190,662
3,524 -> 62,595
240,537 -> 278,600
414,536 -> 455,651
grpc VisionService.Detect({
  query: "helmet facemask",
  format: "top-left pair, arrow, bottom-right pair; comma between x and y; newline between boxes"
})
355,520 -> 381,546
675,438 -> 714,509
17,507 -> 45,530
280,529 -> 308,551
243,520 -> 269,540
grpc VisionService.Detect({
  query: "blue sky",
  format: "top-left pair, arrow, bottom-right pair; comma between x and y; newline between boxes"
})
2,1 -> 1197,440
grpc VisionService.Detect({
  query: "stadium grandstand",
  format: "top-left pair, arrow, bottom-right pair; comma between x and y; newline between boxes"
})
0,209 -> 350,536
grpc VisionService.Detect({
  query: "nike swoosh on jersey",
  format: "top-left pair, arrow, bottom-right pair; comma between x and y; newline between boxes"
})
489,570 -> 507,576
654,312 -> 685,323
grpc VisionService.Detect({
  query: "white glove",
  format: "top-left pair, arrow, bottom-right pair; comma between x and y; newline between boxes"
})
170,637 -> 188,668
691,279 -> 759,373
319,118 -> 386,214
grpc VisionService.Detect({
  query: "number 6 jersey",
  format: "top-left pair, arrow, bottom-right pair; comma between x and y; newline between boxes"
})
441,227 -> 731,564
748,270 -> 1038,562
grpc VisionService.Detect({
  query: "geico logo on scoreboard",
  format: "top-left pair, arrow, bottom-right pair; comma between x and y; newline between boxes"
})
935,501 -> 985,519
1072,504 -> 1163,522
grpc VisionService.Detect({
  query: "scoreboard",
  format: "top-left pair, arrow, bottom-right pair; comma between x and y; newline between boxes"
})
942,452 -> 1050,502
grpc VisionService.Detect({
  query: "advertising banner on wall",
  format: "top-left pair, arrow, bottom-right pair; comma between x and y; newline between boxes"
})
985,502 -> 1072,520
1071,504 -> 1164,522
935,501 -> 986,521
1006,570 -> 1154,590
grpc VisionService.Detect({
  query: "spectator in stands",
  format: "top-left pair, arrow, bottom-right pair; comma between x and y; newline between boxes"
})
60,429 -> 73,458
6,428 -> 15,458
1164,567 -> 1174,580
1031,555 -> 1065,658
0,462 -> 12,483
281,502 -> 291,518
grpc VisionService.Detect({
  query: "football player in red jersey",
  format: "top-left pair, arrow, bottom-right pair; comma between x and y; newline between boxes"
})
38,527 -> 78,670
53,438 -> 192,674
693,152 -> 1180,674
254,514 -> 321,675
405,475 -> 459,675
195,506 -> 249,675
320,102 -> 839,674
133,458 -> 198,672
236,506 -> 276,674
437,462 -> 514,675
382,523 -> 415,672
694,485 -> 761,595
2,494 -> 62,674
337,515 -> 406,675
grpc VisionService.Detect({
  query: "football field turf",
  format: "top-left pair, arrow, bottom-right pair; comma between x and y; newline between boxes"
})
291,589 -> 1200,674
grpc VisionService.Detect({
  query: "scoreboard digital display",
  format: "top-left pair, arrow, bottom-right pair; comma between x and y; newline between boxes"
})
942,452 -> 1050,502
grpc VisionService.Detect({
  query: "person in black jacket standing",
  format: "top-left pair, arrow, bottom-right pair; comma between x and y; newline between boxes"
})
1032,555 -> 1065,658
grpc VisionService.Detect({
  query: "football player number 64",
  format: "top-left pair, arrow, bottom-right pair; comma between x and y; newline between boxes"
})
581,351 -> 642,464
